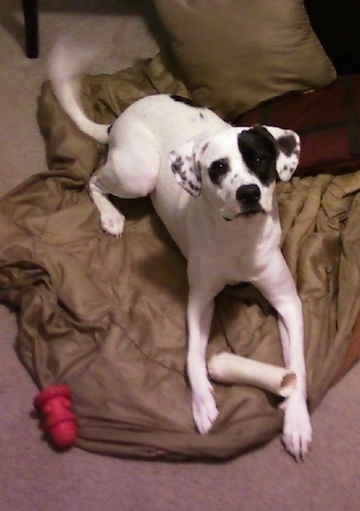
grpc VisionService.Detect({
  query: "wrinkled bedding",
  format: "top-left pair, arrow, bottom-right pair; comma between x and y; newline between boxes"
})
1,54 -> 360,460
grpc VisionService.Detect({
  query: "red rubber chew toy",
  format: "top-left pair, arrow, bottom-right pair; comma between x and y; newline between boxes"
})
33,385 -> 76,448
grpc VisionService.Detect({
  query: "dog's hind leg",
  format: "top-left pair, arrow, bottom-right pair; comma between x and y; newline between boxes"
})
88,169 -> 126,237
88,136 -> 160,237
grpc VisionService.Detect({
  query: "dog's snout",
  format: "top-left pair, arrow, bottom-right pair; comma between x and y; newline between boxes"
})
236,184 -> 261,204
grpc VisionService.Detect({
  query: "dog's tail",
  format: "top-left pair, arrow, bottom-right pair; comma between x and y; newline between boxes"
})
48,42 -> 110,144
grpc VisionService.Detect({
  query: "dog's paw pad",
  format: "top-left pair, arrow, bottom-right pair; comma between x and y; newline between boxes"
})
100,211 -> 125,238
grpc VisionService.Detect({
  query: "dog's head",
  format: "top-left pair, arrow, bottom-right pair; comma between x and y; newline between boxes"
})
169,124 -> 300,221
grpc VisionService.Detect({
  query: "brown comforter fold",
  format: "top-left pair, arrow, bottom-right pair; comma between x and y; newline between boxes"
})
1,54 -> 360,460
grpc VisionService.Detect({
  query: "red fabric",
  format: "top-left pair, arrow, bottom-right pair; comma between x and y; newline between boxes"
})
235,75 -> 360,176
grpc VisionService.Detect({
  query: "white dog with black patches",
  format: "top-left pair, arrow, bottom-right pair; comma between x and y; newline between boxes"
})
50,45 -> 312,460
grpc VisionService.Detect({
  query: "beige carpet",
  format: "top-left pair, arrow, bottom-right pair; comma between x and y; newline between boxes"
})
1,1 -> 360,509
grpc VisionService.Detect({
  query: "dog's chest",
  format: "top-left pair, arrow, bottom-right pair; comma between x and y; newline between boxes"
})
189,211 -> 281,285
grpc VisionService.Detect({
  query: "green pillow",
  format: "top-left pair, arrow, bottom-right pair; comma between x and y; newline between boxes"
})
153,0 -> 336,120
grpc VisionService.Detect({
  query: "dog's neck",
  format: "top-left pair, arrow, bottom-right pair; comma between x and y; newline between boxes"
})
191,194 -> 282,258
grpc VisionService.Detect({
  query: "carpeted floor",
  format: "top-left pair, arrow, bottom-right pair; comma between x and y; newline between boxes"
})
1,1 -> 360,510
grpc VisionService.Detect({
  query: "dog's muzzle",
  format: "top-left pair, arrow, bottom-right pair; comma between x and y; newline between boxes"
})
236,184 -> 260,204
235,184 -> 264,217
223,184 -> 265,221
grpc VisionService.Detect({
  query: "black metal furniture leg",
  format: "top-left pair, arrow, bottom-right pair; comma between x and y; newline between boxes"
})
22,0 -> 39,58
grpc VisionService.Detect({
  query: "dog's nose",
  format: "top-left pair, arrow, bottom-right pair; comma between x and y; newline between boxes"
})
236,184 -> 261,204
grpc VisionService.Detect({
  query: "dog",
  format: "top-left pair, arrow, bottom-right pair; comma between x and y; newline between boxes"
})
49,45 -> 312,460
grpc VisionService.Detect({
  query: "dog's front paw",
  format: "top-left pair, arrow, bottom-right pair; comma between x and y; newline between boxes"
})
100,210 -> 125,238
192,384 -> 219,434
281,395 -> 312,461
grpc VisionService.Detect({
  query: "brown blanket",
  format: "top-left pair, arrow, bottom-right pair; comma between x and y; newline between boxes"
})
1,54 -> 360,460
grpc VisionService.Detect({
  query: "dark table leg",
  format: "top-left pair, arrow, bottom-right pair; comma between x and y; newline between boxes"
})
22,0 -> 39,58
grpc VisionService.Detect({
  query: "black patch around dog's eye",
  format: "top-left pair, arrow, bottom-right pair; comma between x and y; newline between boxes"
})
238,127 -> 277,186
208,158 -> 230,185
107,125 -> 113,134
170,95 -> 204,108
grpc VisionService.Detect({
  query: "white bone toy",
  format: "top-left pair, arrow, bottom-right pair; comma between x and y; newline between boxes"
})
208,352 -> 297,398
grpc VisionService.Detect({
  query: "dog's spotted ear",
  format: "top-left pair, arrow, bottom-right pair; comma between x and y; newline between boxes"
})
259,125 -> 300,182
169,137 -> 208,197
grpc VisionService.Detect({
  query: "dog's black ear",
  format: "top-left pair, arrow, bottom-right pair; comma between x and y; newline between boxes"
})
169,137 -> 207,197
258,125 -> 301,182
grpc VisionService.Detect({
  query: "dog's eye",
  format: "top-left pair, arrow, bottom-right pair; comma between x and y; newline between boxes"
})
208,158 -> 229,185
255,153 -> 266,164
